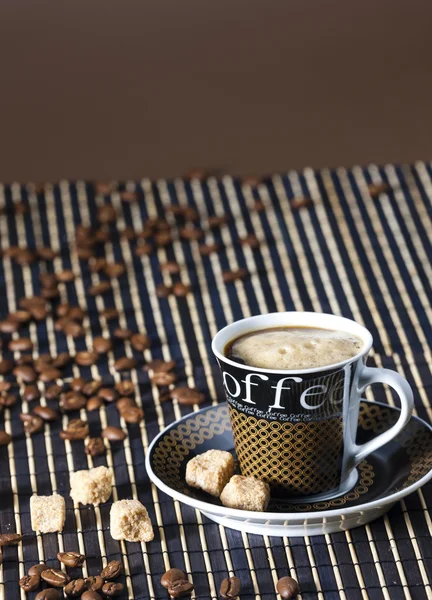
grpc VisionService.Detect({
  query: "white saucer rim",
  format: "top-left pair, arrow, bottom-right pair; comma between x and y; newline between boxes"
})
145,400 -> 432,522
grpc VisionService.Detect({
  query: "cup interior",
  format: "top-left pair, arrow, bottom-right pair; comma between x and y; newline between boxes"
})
212,311 -> 373,374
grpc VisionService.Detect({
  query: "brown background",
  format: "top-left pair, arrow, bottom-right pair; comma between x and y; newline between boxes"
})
1,0 -> 431,182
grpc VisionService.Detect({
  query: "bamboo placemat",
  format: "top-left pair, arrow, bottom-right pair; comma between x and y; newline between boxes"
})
1,163 -> 432,600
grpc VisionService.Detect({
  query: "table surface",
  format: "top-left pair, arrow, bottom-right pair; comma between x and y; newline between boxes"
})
1,164 -> 432,600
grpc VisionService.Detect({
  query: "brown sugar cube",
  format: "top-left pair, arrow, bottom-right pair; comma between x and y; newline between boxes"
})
30,494 -> 65,533
220,475 -> 270,512
186,450 -> 235,497
110,499 -> 154,543
70,466 -> 112,506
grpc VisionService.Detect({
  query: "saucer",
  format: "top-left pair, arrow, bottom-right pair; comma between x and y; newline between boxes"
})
146,401 -> 432,536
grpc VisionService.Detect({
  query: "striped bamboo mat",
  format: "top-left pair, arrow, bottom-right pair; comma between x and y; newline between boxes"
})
1,163 -> 432,600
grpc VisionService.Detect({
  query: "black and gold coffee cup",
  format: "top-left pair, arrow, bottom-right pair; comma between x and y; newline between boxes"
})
212,312 -> 414,500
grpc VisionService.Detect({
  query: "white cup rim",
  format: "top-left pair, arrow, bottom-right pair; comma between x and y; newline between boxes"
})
211,311 -> 373,375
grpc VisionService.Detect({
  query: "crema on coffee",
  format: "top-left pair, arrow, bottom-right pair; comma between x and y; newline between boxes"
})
225,326 -> 363,370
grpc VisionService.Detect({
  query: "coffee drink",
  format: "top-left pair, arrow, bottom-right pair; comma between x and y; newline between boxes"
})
225,326 -> 363,370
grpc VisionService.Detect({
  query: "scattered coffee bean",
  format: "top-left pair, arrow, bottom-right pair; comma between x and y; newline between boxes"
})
154,232 -> 172,247
104,262 -> 125,278
9,310 -> 31,323
71,377 -> 86,391
22,385 -> 40,402
102,426 -> 127,442
52,352 -> 72,368
0,359 -> 14,375
222,268 -> 248,283
41,286 -> 60,299
64,578 -> 86,597
161,568 -> 188,589
291,196 -> 312,210
82,380 -> 102,396
102,582 -> 124,597
75,351 -> 99,367
113,327 -> 132,340
33,405 -> 59,422
28,563 -> 48,576
16,354 -> 34,366
89,258 -> 107,273
144,359 -> 176,373
81,591 -> 102,600
97,204 -> 117,224
120,405 -> 144,424
14,248 -> 36,265
85,575 -> 104,592
135,242 -> 154,256
36,589 -> 60,600
115,380 -> 135,396
98,388 -> 118,402
120,226 -> 136,240
0,392 -> 17,407
159,261 -> 181,274
170,387 -> 205,405
95,229 -> 111,244
37,247 -> 58,260
220,576 -> 241,599
85,437 -> 106,456
169,580 -> 195,597
19,296 -> 45,309
0,319 -> 20,333
89,282 -> 111,296
41,568 -> 71,587
116,397 -> 136,411
179,226 -> 203,241
151,372 -> 177,386
9,337 -> 33,352
19,574 -> 40,592
60,419 -> 89,440
172,282 -> 191,297
87,396 -> 103,411
60,391 -> 87,411
63,321 -> 86,338
34,355 -> 53,372
368,182 -> 390,197
276,576 -> 300,599
58,551 -> 85,568
114,357 -> 137,371
66,305 -> 86,320
239,234 -> 259,248
207,215 -> 229,228
101,560 -> 122,580
120,190 -> 137,202
20,413 -> 44,434
29,305 -> 48,320
156,283 -> 172,298
0,382 -> 11,392
0,533 -> 23,545
56,269 -> 75,283
253,200 -> 266,212
0,431 -> 12,446
39,368 -> 62,382
95,181 -> 115,195
131,333 -> 151,351
199,242 -> 220,256
45,384 -> 62,400
100,308 -> 119,321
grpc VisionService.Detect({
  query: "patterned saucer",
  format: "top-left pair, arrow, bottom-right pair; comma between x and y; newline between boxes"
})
146,401 -> 432,536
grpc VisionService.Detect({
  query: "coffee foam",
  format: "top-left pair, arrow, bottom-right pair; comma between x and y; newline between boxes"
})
230,327 -> 363,370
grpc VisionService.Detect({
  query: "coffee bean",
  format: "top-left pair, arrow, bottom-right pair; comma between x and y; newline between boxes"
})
104,262 -> 125,278
161,568 -> 187,589
45,384 -> 62,400
41,568 -> 71,587
0,533 -> 23,545
34,355 -> 53,372
154,232 -> 172,247
0,392 -> 17,407
156,284 -> 172,298
97,204 -> 117,224
42,287 -> 60,300
115,380 -> 135,396
179,226 -> 203,241
116,397 -> 136,411
100,308 -> 119,321
130,333 -> 151,352
28,563 -> 48,576
71,377 -> 86,391
120,226 -> 136,240
9,337 -> 33,352
0,431 -> 12,446
170,387 -> 205,405
159,261 -> 181,274
144,359 -> 176,373
36,589 -> 60,600
39,368 -> 62,382
57,303 -> 71,317
135,242 -> 153,256
276,576 -> 300,599
63,321 -> 86,338
291,197 -> 312,210
168,580 -> 194,597
222,268 -> 248,283
85,575 -> 104,591
0,359 -> 14,375
22,385 -> 40,402
98,388 -> 118,402
64,578 -> 86,597
69,307 -> 86,322
60,419 -> 89,440
95,181 -> 115,195
102,582 -> 124,597
120,190 -> 137,202
85,437 -> 106,456
0,319 -> 19,333
19,296 -> 45,309
19,574 -> 40,592
102,426 -> 127,442
207,215 -> 230,228
82,380 -> 102,396
37,247 -> 58,260
14,248 -> 36,265
20,413 -> 44,434
172,282 -> 191,297
199,242 -> 220,256
75,351 -> 99,367
253,200 -> 266,212
120,405 -> 144,424
60,391 -> 87,411
52,352 -> 72,368
87,396 -> 103,411
29,305 -> 48,320
58,551 -> 85,568
95,230 -> 112,246
88,282 -> 111,296
82,591 -> 102,600
113,327 -> 132,340
101,560 -> 122,580
114,357 -> 137,371
151,372 -> 177,386
56,269 -> 75,283
9,310 -> 31,323
0,382 -> 11,392
368,182 -> 390,197
239,234 -> 260,248
33,405 -> 59,422
220,576 -> 241,599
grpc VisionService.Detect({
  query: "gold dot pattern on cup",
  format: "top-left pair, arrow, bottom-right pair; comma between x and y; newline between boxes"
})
228,406 -> 344,496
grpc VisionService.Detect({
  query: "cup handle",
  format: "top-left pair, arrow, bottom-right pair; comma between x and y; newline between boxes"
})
351,366 -> 414,466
